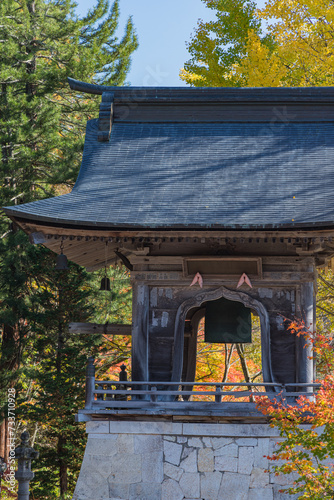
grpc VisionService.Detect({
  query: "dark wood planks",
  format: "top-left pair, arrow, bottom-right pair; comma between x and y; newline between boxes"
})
114,103 -> 334,123
69,323 -> 131,335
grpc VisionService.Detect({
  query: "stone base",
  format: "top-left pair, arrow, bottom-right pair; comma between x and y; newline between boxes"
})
72,421 -> 298,500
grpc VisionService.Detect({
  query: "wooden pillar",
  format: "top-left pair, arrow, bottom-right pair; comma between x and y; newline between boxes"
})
131,283 -> 149,381
296,282 -> 314,387
183,309 -> 204,383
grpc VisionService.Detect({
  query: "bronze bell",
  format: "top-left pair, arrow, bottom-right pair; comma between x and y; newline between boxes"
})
99,277 -> 111,291
55,252 -> 68,270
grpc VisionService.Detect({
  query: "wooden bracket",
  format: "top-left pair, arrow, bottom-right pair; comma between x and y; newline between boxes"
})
69,322 -> 131,335
98,92 -> 114,142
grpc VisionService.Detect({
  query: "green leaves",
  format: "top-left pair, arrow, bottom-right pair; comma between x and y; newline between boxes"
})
181,0 -> 263,86
0,0 -> 138,495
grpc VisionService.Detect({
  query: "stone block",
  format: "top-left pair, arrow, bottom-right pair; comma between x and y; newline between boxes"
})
179,472 -> 200,498
200,471 -> 222,500
254,438 -> 270,469
183,423 -> 279,438
86,433 -> 118,441
218,472 -> 250,500
211,437 -> 234,450
248,487 -> 273,500
162,478 -> 184,500
198,448 -> 214,472
117,434 -> 134,454
188,437 -> 203,448
181,448 -> 197,472
142,451 -> 164,483
269,438 -> 282,456
177,436 -> 188,443
182,446 -> 194,459
203,437 -> 212,447
273,484 -> 300,499
73,471 -> 109,499
109,453 -> 142,484
214,455 -> 238,473
270,470 -> 299,486
237,424 -> 279,438
164,435 -> 176,442
164,461 -> 184,481
236,438 -> 258,446
109,420 -> 182,435
238,446 -> 254,475
129,482 -> 162,500
183,423 -> 222,436
214,443 -> 238,457
134,434 -> 162,453
86,421 -> 110,434
109,482 -> 130,499
85,437 -> 117,458
80,454 -> 112,478
164,440 -> 183,466
250,468 -> 270,488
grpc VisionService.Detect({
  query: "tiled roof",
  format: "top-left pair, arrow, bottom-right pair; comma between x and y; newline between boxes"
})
4,117 -> 334,229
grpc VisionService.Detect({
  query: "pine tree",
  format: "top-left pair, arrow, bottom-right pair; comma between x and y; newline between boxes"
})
0,0 -> 137,493
16,249 -> 100,497
0,0 -> 138,207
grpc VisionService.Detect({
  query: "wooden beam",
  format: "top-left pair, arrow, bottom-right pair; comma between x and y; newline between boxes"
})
68,323 -> 132,335
16,220 -> 334,240
114,103 -> 334,123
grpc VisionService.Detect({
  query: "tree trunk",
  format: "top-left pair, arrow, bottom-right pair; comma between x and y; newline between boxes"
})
0,420 -> 8,464
236,344 -> 251,384
57,435 -> 68,495
236,343 -> 255,401
222,344 -> 235,383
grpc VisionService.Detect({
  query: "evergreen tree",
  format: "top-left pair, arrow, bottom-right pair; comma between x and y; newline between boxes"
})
0,0 -> 137,494
2,244 -> 100,497
0,0 -> 138,206
19,250 -> 101,497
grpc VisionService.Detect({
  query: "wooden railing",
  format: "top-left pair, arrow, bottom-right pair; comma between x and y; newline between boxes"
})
81,357 -> 321,418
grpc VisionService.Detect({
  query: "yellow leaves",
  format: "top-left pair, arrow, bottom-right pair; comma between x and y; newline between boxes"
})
233,30 -> 287,87
256,0 -> 334,86
179,68 -> 206,86
182,0 -> 334,88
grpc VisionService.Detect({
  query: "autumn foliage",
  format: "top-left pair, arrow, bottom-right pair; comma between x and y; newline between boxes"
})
181,0 -> 334,88
256,319 -> 334,499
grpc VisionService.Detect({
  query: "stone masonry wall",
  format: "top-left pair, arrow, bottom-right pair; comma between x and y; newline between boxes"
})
73,421 -> 299,500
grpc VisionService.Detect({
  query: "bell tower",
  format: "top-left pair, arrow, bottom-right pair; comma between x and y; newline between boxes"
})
5,81 -> 334,500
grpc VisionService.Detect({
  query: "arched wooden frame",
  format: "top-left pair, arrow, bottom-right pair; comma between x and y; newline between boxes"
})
171,286 -> 276,387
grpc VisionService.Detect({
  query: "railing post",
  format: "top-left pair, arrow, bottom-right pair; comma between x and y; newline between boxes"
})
117,364 -> 128,401
119,364 -> 128,382
215,385 -> 222,403
150,386 -> 157,403
85,356 -> 95,409
15,431 -> 39,500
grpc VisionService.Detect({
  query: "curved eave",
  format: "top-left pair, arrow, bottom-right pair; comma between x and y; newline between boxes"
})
8,212 -> 334,271
5,210 -> 334,233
